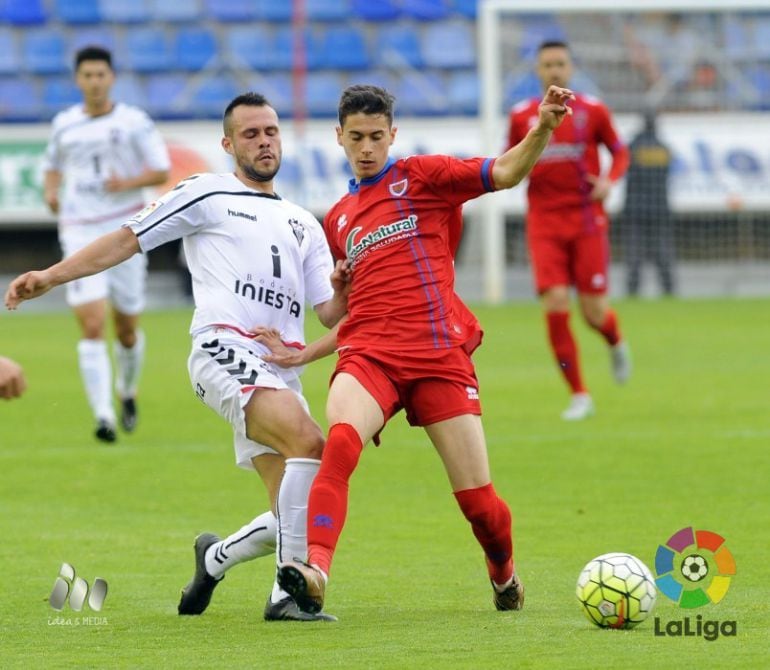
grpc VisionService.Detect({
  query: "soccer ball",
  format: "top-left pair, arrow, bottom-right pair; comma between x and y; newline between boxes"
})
576,552 -> 657,629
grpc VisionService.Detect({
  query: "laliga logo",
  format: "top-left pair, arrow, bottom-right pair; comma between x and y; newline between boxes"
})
653,527 -> 737,641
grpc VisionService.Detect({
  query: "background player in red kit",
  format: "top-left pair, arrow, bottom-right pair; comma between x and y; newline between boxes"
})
272,83 -> 574,616
508,41 -> 632,421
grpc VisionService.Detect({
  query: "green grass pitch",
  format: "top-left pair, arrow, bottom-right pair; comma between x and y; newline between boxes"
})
1,298 -> 768,668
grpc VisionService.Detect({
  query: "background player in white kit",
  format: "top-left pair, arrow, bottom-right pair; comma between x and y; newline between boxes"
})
6,93 -> 348,621
42,46 -> 170,442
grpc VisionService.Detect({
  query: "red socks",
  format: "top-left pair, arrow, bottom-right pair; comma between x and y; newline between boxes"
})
306,423 -> 363,576
454,483 -> 514,585
594,308 -> 621,346
546,311 -> 586,394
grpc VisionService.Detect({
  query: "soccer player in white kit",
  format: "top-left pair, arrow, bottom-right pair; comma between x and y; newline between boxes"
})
6,93 -> 348,621
42,46 -> 170,442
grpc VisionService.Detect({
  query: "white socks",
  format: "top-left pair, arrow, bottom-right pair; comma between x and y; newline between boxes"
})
276,458 -> 321,565
77,339 -> 115,423
114,329 -> 145,399
204,511 -> 277,580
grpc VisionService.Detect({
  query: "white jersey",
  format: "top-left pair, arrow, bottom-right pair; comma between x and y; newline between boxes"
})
42,102 -> 170,227
127,172 -> 335,345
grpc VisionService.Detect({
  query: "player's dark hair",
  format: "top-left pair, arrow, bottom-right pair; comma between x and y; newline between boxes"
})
538,40 -> 570,52
223,92 -> 273,135
75,46 -> 113,71
338,85 -> 395,127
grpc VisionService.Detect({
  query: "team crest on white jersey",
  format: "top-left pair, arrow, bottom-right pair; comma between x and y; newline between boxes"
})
287,218 -> 305,245
337,214 -> 348,231
389,178 -> 408,197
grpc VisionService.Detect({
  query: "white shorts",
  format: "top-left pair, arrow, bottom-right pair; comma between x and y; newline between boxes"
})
188,327 -> 309,470
59,221 -> 147,314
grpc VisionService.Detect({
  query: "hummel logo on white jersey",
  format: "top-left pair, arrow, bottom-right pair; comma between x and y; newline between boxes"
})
337,214 -> 347,231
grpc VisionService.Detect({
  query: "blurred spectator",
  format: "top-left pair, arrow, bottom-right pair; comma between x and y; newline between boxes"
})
623,112 -> 676,296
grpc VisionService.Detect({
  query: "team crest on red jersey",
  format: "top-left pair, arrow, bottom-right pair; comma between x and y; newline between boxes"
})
388,178 -> 408,197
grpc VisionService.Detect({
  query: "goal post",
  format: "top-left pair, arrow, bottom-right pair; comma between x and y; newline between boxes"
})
477,0 -> 770,302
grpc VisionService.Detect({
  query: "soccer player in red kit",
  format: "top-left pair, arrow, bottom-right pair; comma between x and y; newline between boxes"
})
507,41 -> 632,421
270,83 -> 574,616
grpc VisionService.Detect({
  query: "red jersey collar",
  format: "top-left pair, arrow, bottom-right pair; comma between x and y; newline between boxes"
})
348,157 -> 396,194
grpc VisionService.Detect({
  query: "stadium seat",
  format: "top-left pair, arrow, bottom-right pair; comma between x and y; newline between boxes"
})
23,30 -> 68,75
320,25 -> 370,70
42,77 -> 82,111
375,24 -> 423,69
146,73 -> 189,117
191,76 -> 240,116
55,0 -> 101,24
350,0 -> 399,21
69,27 -> 117,59
517,17 -> 567,61
225,25 -> 273,70
306,0 -> 349,22
272,27 -> 323,71
203,0 -> 256,22
112,74 -> 148,107
124,27 -> 171,73
503,71 -> 541,109
305,72 -> 344,117
395,71 -> 449,116
722,15 -> 752,61
422,21 -> 476,69
2,0 -> 47,25
447,69 -> 478,114
0,78 -> 41,120
753,16 -> 770,59
173,27 -> 219,71
400,0 -> 450,22
448,0 -> 476,19
0,29 -> 21,76
254,0 -> 293,22
249,72 -> 292,116
100,0 -> 150,24
150,0 -> 200,22
348,69 -> 394,93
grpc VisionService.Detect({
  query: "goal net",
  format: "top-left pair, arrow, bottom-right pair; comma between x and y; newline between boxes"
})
472,0 -> 770,301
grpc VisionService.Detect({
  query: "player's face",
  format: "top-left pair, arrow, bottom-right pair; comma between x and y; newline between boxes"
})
224,105 -> 282,185
336,113 -> 396,181
75,60 -> 114,107
536,47 -> 573,89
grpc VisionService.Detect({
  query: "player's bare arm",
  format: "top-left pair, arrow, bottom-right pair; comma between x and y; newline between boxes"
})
104,168 -> 170,193
0,356 -> 26,400
43,170 -> 62,214
254,317 -> 345,369
314,259 -> 352,328
493,85 -> 574,189
4,227 -> 140,310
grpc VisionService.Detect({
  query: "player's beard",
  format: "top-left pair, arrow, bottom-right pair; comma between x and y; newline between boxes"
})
241,152 -> 282,183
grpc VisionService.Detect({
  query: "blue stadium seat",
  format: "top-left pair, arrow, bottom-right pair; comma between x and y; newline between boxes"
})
321,25 -> 370,70
100,0 -> 150,23
23,30 -> 68,75
422,21 -> 475,69
225,25 -> 273,70
0,29 -> 21,76
70,28 -> 117,59
55,0 -> 101,24
146,73 -> 188,117
447,69 -> 478,114
124,27 -> 171,73
307,0 -> 349,22
249,72 -> 292,116
350,0 -> 399,21
503,71 -> 540,109
192,76 -> 240,115
305,72 -> 343,117
753,16 -> 770,59
0,78 -> 41,120
42,77 -> 82,111
150,0 -> 200,22
112,74 -> 148,107
203,0 -> 256,22
348,69 -> 394,93
375,24 -> 423,69
272,27 -> 323,70
723,15 -> 751,61
173,26 -> 219,71
395,71 -> 449,116
2,0 -> 47,25
518,16 -> 566,60
254,0 -> 292,22
401,0 -> 450,21
449,0 -> 476,19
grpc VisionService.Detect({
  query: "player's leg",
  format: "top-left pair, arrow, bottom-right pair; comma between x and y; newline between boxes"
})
277,366 -> 388,614
109,252 -> 147,432
653,214 -> 676,296
625,216 -> 643,296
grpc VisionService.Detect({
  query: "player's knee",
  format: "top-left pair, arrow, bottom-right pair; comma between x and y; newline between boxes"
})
281,422 -> 325,460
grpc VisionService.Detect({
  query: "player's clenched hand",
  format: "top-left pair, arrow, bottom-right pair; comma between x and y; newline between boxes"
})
538,85 -> 575,131
4,271 -> 54,310
251,326 -> 307,368
330,259 -> 352,298
0,356 -> 26,400
586,174 -> 612,201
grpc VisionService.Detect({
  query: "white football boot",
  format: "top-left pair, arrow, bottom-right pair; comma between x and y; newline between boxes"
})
561,393 -> 595,421
610,341 -> 632,385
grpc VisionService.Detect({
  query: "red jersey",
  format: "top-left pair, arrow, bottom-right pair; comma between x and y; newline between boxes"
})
323,155 -> 496,353
507,93 -> 629,223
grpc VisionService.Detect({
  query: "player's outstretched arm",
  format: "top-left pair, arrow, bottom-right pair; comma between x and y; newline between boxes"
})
253,316 -> 345,369
492,85 -> 575,190
4,227 -> 140,310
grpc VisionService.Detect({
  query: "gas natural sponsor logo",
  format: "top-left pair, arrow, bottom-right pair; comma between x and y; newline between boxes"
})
345,214 -> 418,261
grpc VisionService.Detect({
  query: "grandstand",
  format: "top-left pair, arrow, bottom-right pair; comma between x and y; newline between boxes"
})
1,1 -> 769,299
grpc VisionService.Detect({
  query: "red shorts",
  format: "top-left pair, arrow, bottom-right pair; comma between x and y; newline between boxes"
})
527,208 -> 611,295
333,346 -> 481,427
